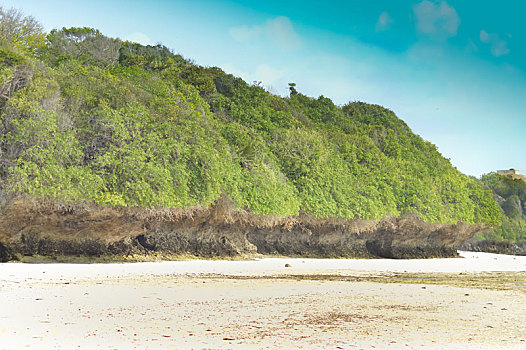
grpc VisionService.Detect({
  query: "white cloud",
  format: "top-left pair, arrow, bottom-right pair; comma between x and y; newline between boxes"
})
125,32 -> 152,46
479,30 -> 489,42
228,16 -> 302,50
265,16 -> 302,50
480,30 -> 509,57
375,11 -> 394,32
413,0 -> 460,39
229,25 -> 261,42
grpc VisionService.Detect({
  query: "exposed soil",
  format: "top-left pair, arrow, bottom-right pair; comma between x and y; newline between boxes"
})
0,197 -> 484,262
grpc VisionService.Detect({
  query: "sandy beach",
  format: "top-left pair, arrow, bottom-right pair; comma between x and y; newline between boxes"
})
1,251 -> 525,349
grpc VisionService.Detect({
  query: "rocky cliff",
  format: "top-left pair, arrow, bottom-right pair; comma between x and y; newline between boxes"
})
0,198 -> 483,262
459,240 -> 526,256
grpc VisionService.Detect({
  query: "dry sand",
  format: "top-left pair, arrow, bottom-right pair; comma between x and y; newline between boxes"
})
1,251 -> 525,349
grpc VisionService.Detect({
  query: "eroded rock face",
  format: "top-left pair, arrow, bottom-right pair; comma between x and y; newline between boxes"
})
460,240 -> 526,256
0,242 -> 15,262
247,216 -> 479,259
0,200 -> 484,261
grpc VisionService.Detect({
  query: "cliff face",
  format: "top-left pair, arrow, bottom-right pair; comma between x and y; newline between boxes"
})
459,240 -> 526,256
0,199 -> 483,262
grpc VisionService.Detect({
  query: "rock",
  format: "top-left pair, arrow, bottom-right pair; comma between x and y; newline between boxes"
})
0,200 -> 484,261
459,240 -> 526,256
0,241 -> 16,262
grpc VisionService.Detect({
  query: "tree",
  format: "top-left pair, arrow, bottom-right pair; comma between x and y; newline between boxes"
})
288,82 -> 298,96
0,7 -> 44,55
118,42 -> 185,70
45,27 -> 120,67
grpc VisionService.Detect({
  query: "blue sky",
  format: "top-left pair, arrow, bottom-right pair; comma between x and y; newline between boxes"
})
3,0 -> 526,176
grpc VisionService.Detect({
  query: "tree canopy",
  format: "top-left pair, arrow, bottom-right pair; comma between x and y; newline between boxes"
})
0,7 -> 44,55
476,173 -> 526,241
0,18 -> 502,226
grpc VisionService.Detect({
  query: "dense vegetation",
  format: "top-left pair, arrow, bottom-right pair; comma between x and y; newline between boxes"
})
476,173 -> 526,241
0,8 -> 501,225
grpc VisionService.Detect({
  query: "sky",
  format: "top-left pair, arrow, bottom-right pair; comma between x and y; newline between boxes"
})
3,0 -> 526,176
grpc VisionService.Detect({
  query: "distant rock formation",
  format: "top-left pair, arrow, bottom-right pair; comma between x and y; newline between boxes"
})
497,169 -> 526,182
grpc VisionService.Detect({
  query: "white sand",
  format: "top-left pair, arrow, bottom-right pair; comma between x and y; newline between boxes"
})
1,251 -> 525,282
1,251 -> 525,349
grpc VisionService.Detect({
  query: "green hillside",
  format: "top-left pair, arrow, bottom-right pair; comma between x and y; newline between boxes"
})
0,10 -> 500,225
476,173 -> 526,241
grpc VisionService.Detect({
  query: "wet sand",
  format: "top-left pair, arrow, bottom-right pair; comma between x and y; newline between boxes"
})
1,252 -> 525,349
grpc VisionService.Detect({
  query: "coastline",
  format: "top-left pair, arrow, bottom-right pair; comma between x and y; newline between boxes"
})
0,200 -> 482,262
2,251 -> 526,280
1,252 -> 525,349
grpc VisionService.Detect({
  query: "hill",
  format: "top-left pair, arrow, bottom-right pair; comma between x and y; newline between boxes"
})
459,172 -> 526,255
0,9 -> 502,260
477,172 -> 526,242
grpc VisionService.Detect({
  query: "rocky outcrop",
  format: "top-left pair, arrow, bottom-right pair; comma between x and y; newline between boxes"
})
246,216 -> 478,259
459,240 -> 526,256
0,199 -> 484,262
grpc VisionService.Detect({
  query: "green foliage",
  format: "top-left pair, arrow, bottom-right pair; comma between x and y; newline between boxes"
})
0,7 -> 45,56
288,82 -> 298,96
6,106 -> 102,201
0,21 -> 502,224
118,42 -> 186,70
0,46 -> 26,66
476,173 -> 526,241
43,27 -> 121,68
